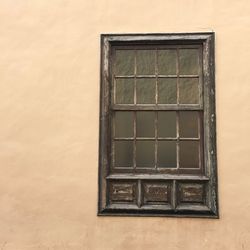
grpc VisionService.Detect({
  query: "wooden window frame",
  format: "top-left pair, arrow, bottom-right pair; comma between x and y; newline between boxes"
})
98,33 -> 218,218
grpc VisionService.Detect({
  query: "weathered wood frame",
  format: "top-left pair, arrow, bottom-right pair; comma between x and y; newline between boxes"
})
98,33 -> 218,218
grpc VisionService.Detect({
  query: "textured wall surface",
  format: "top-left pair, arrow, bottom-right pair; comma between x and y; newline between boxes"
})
0,0 -> 250,249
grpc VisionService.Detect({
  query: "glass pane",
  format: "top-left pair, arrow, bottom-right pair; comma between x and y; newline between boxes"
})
137,111 -> 155,137
115,112 -> 134,138
158,49 -> 177,75
137,50 -> 155,75
158,78 -> 177,104
158,141 -> 176,168
115,50 -> 134,75
179,111 -> 199,138
180,141 -> 199,168
179,78 -> 199,104
115,78 -> 134,104
136,141 -> 155,168
179,49 -> 199,75
158,112 -> 176,138
136,78 -> 155,104
114,141 -> 133,167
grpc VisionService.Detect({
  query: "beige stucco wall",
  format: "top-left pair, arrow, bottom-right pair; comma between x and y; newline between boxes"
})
0,0 -> 250,249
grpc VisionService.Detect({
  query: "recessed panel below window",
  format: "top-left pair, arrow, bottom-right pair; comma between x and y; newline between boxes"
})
177,182 -> 206,205
142,181 -> 172,205
109,181 -> 137,204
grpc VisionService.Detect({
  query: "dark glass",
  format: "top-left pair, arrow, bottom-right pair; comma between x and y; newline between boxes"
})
179,78 -> 199,104
158,78 -> 177,104
115,50 -> 134,75
180,141 -> 199,168
158,111 -> 176,138
136,78 -> 155,104
179,49 -> 199,75
158,141 -> 176,168
115,112 -> 134,138
179,111 -> 199,138
137,50 -> 155,75
115,78 -> 134,104
114,141 -> 133,167
158,49 -> 177,75
136,141 -> 155,168
136,111 -> 155,137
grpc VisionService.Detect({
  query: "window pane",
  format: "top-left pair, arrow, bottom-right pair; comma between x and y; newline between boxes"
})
179,49 -> 199,75
179,141 -> 199,168
136,141 -> 155,168
179,78 -> 199,104
115,78 -> 134,104
179,111 -> 199,138
158,111 -> 176,138
137,111 -> 155,137
115,112 -> 134,138
158,78 -> 177,104
158,49 -> 177,75
115,50 -> 134,75
158,141 -> 176,168
114,141 -> 133,167
137,50 -> 155,75
136,78 -> 155,104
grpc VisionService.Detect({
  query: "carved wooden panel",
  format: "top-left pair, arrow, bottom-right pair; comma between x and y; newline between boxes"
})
177,182 -> 206,205
109,181 -> 137,204
142,181 -> 171,205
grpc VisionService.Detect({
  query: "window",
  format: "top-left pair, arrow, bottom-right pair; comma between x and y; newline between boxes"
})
98,33 -> 218,218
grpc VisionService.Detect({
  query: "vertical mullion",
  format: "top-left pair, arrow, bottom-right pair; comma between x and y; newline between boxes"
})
176,48 -> 180,169
112,49 -> 116,105
112,113 -> 115,169
155,49 -> 158,169
176,48 -> 180,106
198,46 -> 203,171
155,111 -> 158,169
198,45 -> 203,107
133,111 -> 136,170
111,49 -> 116,170
134,49 -> 137,105
198,111 -> 202,171
133,50 -> 137,170
176,112 -> 180,169
155,49 -> 158,105
198,111 -> 201,143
